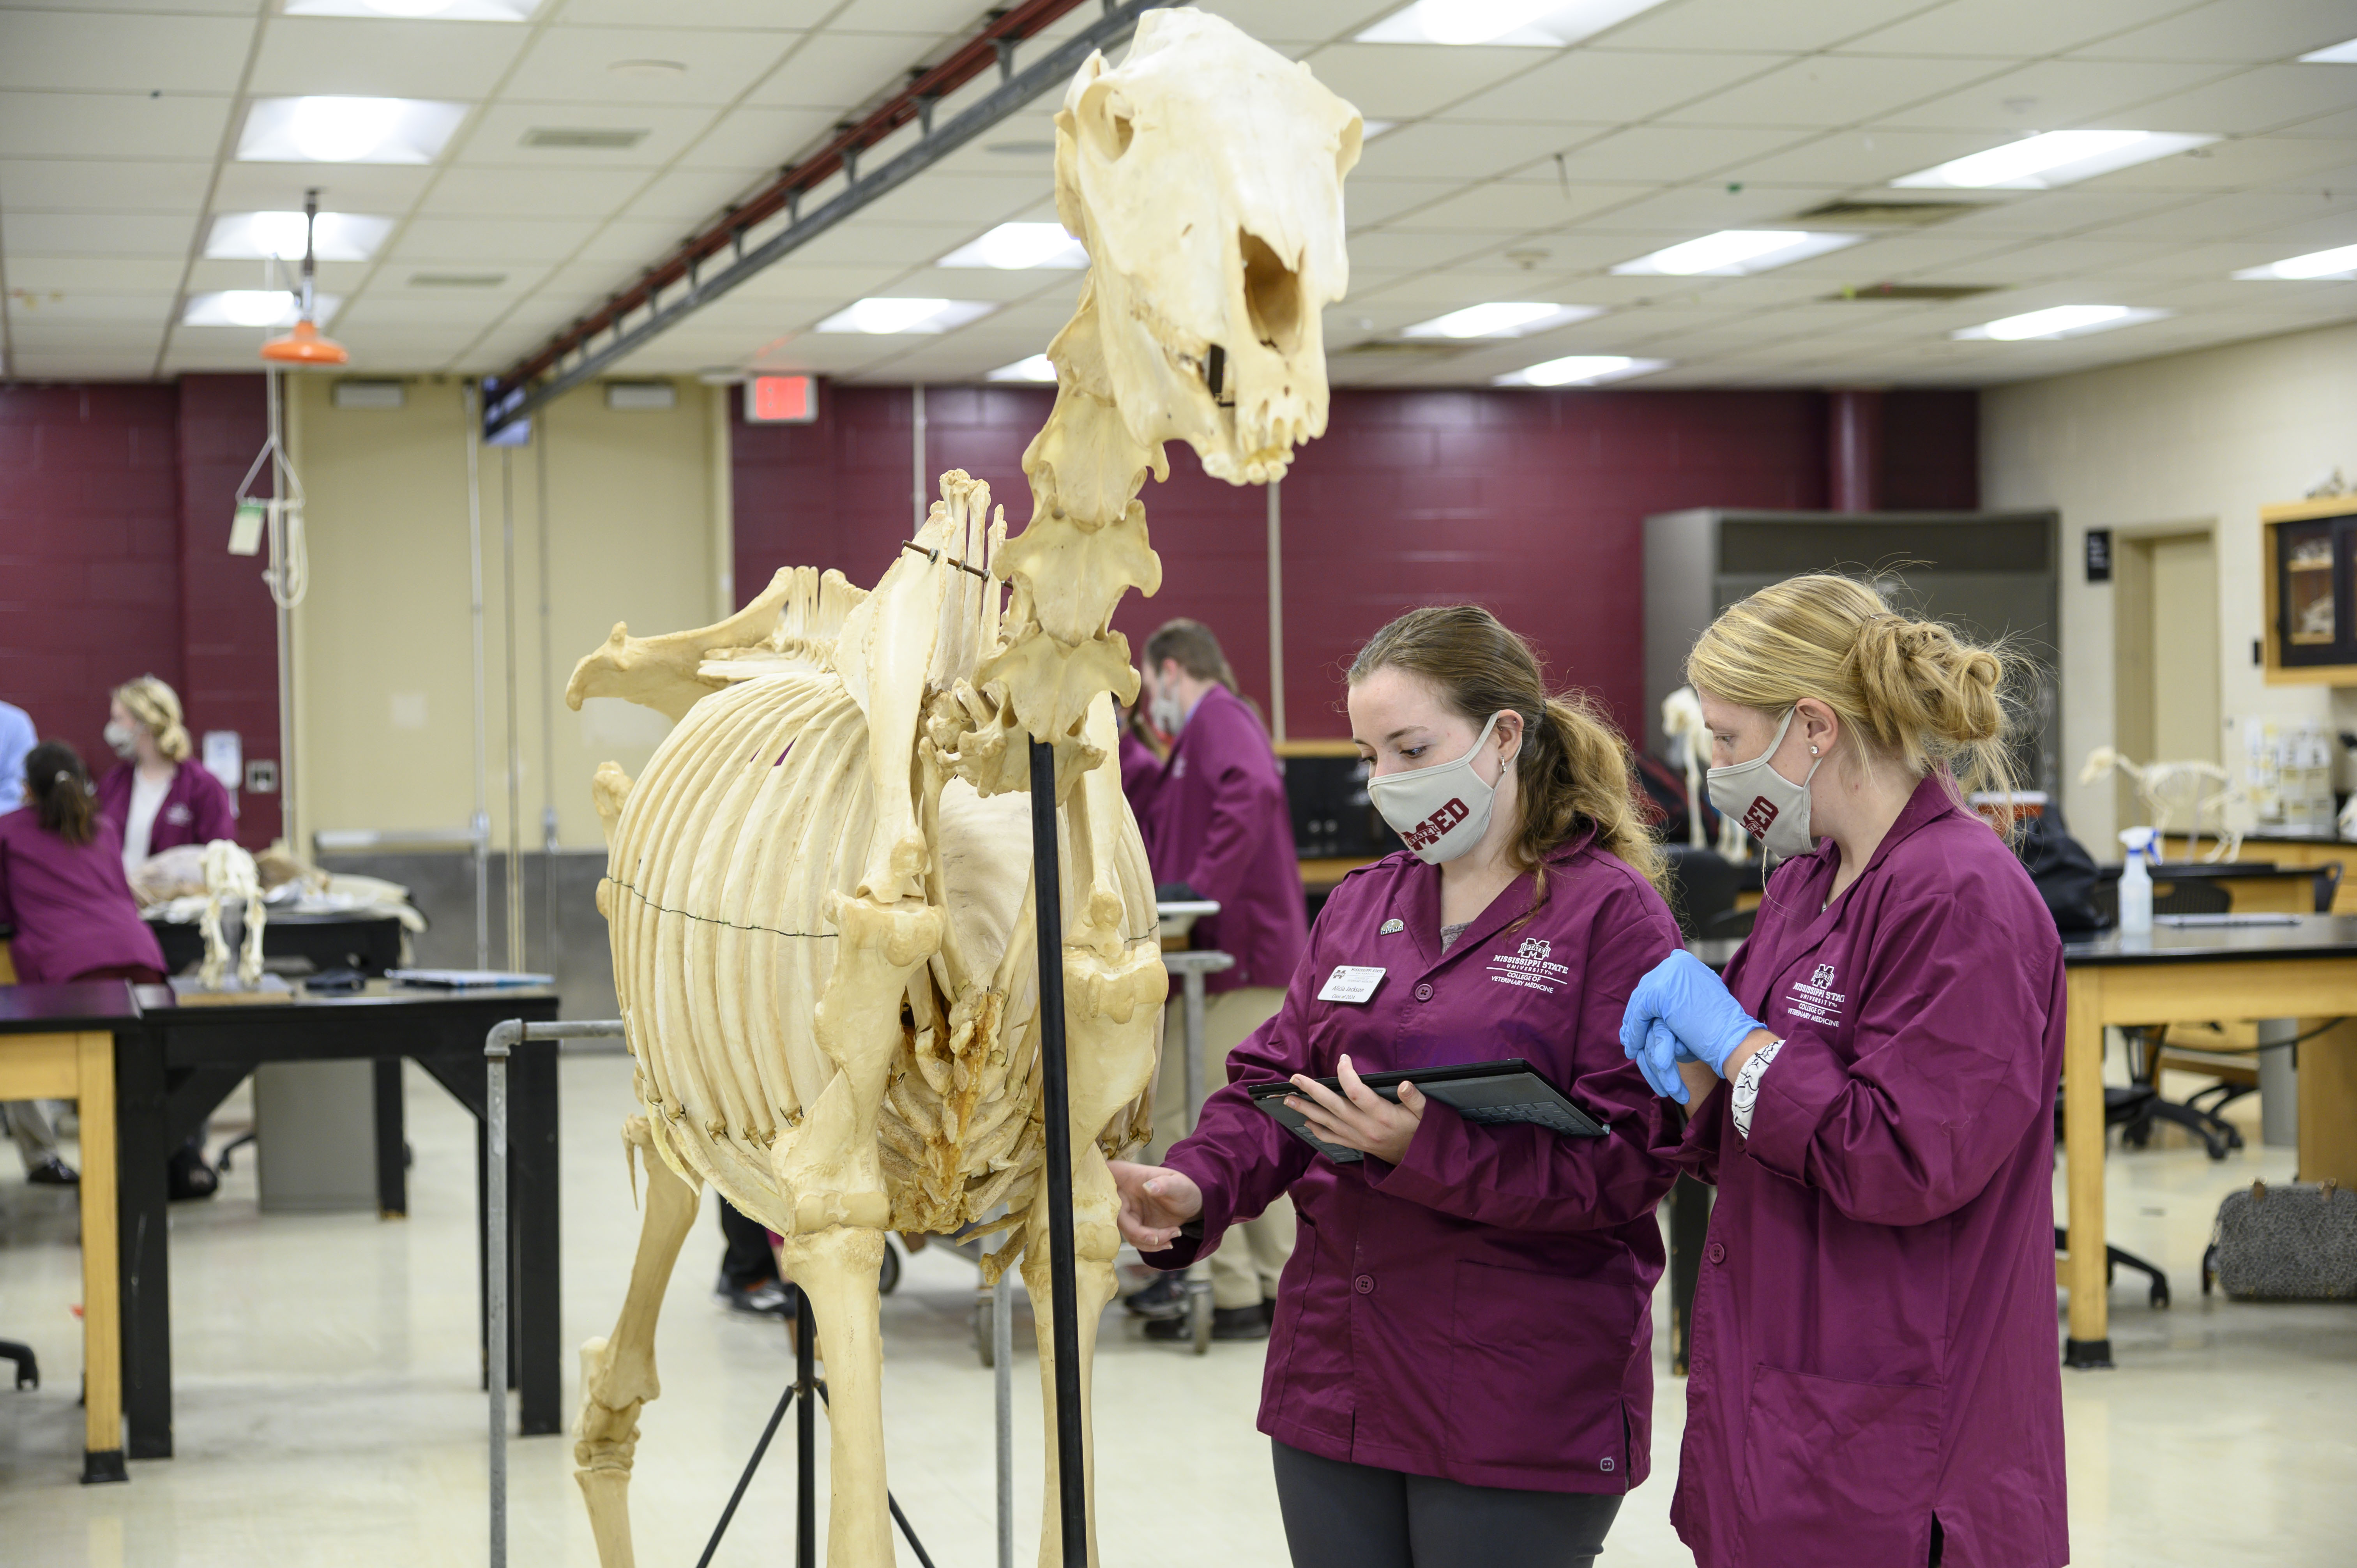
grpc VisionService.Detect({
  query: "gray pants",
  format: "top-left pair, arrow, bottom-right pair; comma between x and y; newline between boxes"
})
1271,1441 -> 1623,1568
6,1101 -> 61,1169
1150,986 -> 1295,1310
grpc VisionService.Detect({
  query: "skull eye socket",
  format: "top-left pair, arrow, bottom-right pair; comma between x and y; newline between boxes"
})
1239,231 -> 1303,356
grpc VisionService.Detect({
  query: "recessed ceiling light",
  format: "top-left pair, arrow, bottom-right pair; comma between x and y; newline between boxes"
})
938,222 -> 1088,270
1399,302 -> 1600,339
1612,230 -> 1862,277
988,355 -> 1059,383
1494,354 -> 1667,387
1952,305 -> 2169,341
283,0 -> 539,18
813,297 -> 994,334
238,97 -> 468,164
2297,37 -> 2357,64
1892,130 -> 2218,190
1359,0 -> 1670,48
2233,242 -> 2357,281
206,210 -> 392,261
184,290 -> 345,328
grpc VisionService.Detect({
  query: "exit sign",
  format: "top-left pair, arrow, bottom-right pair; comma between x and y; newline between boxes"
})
745,374 -> 817,424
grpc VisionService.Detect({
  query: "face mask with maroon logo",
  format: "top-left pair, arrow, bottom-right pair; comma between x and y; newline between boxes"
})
1368,711 -> 1513,866
1706,706 -> 1824,860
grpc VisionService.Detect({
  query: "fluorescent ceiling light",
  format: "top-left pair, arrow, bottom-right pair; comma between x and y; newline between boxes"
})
238,97 -> 468,164
1494,354 -> 1667,387
1359,0 -> 1670,48
183,290 -> 345,328
205,210 -> 393,261
938,222 -> 1088,270
1952,305 -> 2168,341
283,0 -> 539,18
1612,230 -> 1862,277
2234,242 -> 2357,281
1399,302 -> 1601,339
2297,38 -> 2357,63
988,355 -> 1059,383
1892,129 -> 2217,190
813,297 -> 994,334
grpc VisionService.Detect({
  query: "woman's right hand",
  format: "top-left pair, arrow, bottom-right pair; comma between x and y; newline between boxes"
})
1109,1159 -> 1203,1252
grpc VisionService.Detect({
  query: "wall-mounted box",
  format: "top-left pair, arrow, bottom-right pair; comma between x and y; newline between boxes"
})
2261,498 -> 2357,685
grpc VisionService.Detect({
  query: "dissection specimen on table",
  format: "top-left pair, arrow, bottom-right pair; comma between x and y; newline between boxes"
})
563,13 -> 1360,1566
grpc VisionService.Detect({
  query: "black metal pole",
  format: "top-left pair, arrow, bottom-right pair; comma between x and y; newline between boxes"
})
796,1286 -> 816,1568
1028,737 -> 1090,1566
694,1380 -> 796,1568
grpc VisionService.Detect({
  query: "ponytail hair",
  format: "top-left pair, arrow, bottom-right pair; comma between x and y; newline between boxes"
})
1348,605 -> 1665,901
1686,574 -> 2020,831
25,740 -> 97,848
113,674 -> 192,763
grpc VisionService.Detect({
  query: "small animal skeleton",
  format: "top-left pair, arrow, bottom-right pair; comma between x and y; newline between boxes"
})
1662,685 -> 1748,863
197,839 -> 267,989
2079,745 -> 2258,862
564,14 -> 1359,1566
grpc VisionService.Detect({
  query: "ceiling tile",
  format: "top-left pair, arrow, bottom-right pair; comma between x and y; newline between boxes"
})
4,257 -> 187,293
2087,134 -> 2357,190
1606,0 -> 1947,53
1373,178 -> 1643,234
247,18 -> 527,100
1553,124 -> 1806,183
212,159 -> 433,212
742,31 -> 942,112
0,158 -> 214,213
4,211 -> 196,257
1875,58 -> 2234,132
558,0 -> 835,28
1355,120 -> 1562,181
1839,0 -> 2204,60
2066,0 -> 2357,64
452,103 -> 723,168
0,11 -> 256,94
0,91 -> 230,161
502,25 -> 801,109
390,215 -> 602,263
1723,125 -> 2029,185
674,105 -> 841,171
421,165 -> 652,219
1298,41 -> 1559,121
2120,65 -> 2357,138
1436,49 -> 1778,126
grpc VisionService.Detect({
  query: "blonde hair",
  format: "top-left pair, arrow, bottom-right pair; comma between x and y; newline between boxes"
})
1686,574 -> 2017,828
114,674 -> 193,762
1348,605 -> 1665,900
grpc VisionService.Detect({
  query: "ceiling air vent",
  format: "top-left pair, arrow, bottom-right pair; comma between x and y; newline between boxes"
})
523,127 -> 649,150
410,272 -> 508,288
1337,340 -> 1468,359
1821,283 -> 2002,302
1793,199 -> 1978,227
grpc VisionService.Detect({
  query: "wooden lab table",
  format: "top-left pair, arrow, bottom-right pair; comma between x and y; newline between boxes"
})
2060,917 -> 2357,1367
2162,835 -> 2357,913
0,980 -> 143,1483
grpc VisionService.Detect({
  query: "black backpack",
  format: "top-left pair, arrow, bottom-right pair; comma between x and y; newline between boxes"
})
2013,802 -> 2108,933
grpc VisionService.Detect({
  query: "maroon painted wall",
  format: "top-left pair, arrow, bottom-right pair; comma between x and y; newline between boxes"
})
0,377 -> 280,848
733,384 -> 1979,739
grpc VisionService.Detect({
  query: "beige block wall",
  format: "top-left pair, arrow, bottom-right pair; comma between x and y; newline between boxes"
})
287,376 -> 724,852
1983,320 -> 2357,848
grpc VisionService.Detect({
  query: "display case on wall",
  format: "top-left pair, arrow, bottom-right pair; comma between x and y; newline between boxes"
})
2262,497 -> 2357,684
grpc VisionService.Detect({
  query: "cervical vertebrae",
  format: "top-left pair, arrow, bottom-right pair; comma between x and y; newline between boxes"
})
565,13 -> 1358,1567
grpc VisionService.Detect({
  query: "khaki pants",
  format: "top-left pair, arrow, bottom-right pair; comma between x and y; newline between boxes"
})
1150,985 -> 1295,1310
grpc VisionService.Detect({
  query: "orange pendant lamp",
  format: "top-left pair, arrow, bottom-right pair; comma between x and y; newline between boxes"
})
261,189 -> 348,366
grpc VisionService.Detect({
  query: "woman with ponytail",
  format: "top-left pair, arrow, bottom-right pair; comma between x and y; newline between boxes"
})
1112,606 -> 1682,1567
1620,575 -> 2066,1568
95,674 -> 236,878
0,740 -> 169,1185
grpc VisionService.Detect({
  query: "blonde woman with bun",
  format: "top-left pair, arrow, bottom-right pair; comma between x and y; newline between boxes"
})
96,674 -> 236,877
1619,575 -> 2065,1568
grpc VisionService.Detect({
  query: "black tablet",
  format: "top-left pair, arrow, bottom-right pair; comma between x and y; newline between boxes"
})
1246,1058 -> 1607,1164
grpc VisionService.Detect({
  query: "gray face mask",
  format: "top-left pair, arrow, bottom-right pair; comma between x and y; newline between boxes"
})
1705,708 -> 1823,860
103,720 -> 139,760
1148,693 -> 1184,736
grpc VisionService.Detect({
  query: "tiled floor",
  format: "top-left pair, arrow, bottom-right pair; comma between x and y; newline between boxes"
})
0,1053 -> 2350,1566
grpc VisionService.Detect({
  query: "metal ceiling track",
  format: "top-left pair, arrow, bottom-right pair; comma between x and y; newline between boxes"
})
480,0 -> 1154,440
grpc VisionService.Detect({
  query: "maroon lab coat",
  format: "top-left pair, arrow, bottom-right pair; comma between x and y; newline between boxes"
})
0,810 -> 168,983
1144,684 -> 1306,993
1663,775 -> 2069,1568
96,759 -> 237,856
1118,730 -> 1163,828
1146,835 -> 1683,1493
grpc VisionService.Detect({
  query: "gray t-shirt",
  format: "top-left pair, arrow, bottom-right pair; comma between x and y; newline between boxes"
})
1439,920 -> 1469,953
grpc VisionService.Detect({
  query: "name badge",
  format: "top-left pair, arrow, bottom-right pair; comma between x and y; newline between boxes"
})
1318,966 -> 1386,1004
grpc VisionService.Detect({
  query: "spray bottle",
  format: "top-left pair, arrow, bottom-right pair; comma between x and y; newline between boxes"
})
2118,826 -> 2156,935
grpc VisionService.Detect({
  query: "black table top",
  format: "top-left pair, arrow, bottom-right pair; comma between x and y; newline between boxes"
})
2095,860 -> 2317,882
2063,913 -> 2357,966
0,979 -> 143,1033
143,906 -> 407,928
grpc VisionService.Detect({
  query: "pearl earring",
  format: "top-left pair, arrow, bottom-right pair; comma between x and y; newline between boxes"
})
1809,745 -> 1819,756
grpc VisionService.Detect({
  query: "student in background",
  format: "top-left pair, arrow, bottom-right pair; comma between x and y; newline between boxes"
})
1129,618 -> 1306,1339
0,741 -> 171,1187
97,675 -> 235,876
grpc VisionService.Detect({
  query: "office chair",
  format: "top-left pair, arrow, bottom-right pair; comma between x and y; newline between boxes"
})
1661,844 -> 1740,943
2155,862 -> 2343,1126
2053,1073 -> 2173,1308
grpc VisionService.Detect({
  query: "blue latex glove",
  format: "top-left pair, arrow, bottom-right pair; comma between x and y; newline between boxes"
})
1619,950 -> 1766,1104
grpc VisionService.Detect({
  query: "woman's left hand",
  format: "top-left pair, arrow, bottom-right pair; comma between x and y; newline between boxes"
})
1286,1054 -> 1424,1165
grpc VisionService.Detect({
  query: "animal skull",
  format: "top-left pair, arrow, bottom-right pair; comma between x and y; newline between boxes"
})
1054,8 -> 1360,484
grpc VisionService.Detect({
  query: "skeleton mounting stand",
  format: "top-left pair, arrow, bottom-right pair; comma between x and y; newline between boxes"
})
480,739 -> 1091,1568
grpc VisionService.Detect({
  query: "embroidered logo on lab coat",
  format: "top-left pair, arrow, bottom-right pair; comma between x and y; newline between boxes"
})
164,803 -> 193,826
1170,757 -> 1187,779
1786,966 -> 1846,1027
1487,939 -> 1570,994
